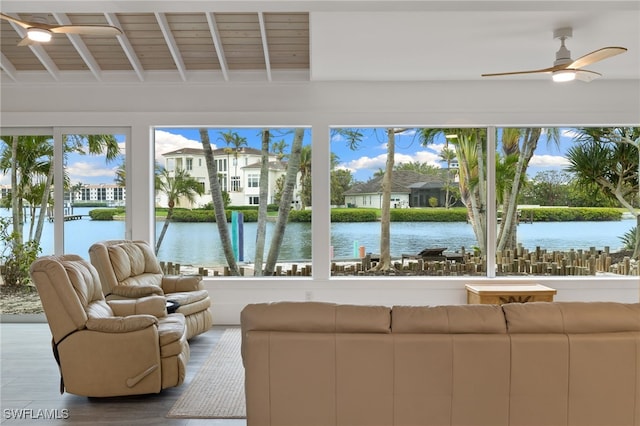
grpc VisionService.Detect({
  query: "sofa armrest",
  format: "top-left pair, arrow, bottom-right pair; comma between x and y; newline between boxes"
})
109,284 -> 164,298
108,295 -> 167,318
86,315 -> 158,333
161,275 -> 203,293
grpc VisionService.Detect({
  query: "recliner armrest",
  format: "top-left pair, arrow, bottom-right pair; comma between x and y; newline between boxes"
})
108,295 -> 167,318
161,275 -> 203,293
86,315 -> 158,333
110,284 -> 164,298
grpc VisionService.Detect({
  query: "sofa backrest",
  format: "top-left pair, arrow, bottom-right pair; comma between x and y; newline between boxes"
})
502,301 -> 640,333
89,240 -> 163,296
392,304 -> 507,333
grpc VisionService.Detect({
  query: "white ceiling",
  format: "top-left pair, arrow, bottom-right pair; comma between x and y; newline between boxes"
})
1,0 -> 638,85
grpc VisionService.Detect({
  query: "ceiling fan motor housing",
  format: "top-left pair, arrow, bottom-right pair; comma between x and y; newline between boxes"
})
553,27 -> 573,66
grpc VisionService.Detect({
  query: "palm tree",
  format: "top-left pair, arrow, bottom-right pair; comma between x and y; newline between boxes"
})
370,128 -> 401,271
298,145 -> 312,208
263,128 -> 305,275
566,127 -> 640,258
154,168 -> 204,254
219,130 -> 248,191
271,139 -> 288,160
0,135 -> 53,246
419,127 -> 556,255
440,143 -> 457,208
200,129 -> 240,275
254,129 -> 271,276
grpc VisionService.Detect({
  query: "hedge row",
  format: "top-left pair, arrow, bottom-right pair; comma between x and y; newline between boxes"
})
390,208 -> 469,222
93,206 -> 624,223
519,207 -> 622,222
170,209 -> 259,222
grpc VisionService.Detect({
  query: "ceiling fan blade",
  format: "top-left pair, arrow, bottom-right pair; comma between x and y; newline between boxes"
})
0,13 -> 57,30
17,36 -> 36,46
569,46 -> 627,69
50,25 -> 123,36
0,12 -> 31,29
575,69 -> 602,82
481,66 -> 556,77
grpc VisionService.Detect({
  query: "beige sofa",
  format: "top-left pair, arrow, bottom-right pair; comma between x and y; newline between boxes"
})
241,301 -> 640,426
89,240 -> 213,339
30,254 -> 189,397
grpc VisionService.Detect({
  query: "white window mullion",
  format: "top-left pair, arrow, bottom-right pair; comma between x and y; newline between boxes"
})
486,126 -> 497,278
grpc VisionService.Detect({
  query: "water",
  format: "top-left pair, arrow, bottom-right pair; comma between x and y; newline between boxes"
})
8,207 -> 635,266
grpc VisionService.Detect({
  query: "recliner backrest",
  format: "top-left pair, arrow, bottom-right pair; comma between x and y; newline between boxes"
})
30,255 -> 110,343
89,240 -> 163,296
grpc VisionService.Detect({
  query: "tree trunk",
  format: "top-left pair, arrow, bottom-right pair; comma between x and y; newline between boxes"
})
254,129 -> 270,276
34,161 -> 54,245
264,128 -> 304,275
155,208 -> 173,254
371,128 -> 396,271
200,129 -> 240,275
10,136 -> 22,245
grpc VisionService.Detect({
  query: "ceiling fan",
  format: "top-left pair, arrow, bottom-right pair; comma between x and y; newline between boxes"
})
481,28 -> 627,82
0,12 -> 122,46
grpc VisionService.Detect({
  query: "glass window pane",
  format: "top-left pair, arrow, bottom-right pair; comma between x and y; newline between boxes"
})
62,133 -> 127,258
0,134 -> 55,286
154,127 -> 311,277
496,126 -> 639,277
330,127 -> 487,276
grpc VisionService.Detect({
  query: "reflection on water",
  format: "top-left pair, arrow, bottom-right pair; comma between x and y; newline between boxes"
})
15,207 -> 634,266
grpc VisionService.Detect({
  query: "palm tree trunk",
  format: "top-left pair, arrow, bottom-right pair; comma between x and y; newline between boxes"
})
371,128 -> 396,271
155,208 -> 173,254
254,129 -> 270,276
34,162 -> 54,245
264,128 -> 304,275
10,136 -> 22,244
200,129 -> 240,275
498,129 -> 540,252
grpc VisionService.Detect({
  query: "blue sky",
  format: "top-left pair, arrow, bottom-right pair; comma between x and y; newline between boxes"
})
1,127 -> 572,186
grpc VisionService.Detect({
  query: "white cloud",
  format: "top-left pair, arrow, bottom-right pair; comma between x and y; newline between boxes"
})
154,130 -> 207,163
340,150 -> 443,176
67,161 -> 117,183
529,154 -> 570,168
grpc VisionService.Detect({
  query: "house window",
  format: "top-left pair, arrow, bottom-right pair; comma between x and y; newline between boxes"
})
247,174 -> 259,188
186,158 -> 193,171
231,176 -> 240,192
249,196 -> 259,205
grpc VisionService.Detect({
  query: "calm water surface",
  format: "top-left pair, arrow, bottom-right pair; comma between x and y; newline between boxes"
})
13,208 -> 635,266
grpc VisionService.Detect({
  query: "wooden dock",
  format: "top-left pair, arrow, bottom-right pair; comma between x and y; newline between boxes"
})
48,215 -> 84,222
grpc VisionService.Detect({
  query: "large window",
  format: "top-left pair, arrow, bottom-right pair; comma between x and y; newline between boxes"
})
0,129 -> 128,266
329,126 -> 638,278
153,127 -> 311,277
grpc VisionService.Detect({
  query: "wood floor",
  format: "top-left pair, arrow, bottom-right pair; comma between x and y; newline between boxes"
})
1,323 -> 246,425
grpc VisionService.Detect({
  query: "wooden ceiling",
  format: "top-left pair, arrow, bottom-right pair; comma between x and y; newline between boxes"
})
0,12 -> 309,82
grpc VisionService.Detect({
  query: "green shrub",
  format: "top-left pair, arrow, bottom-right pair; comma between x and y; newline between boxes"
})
390,208 -> 468,222
89,208 -> 122,220
171,209 -> 216,222
519,207 -> 622,222
331,208 -> 378,222
170,209 -> 260,222
289,210 -> 312,222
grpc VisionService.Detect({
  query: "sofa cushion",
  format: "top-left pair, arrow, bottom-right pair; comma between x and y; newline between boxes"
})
392,304 -> 507,333
241,302 -> 391,333
503,301 -> 640,333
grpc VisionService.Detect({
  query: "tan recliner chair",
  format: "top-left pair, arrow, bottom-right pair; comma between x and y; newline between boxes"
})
89,240 -> 213,339
30,254 -> 190,397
